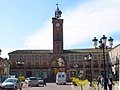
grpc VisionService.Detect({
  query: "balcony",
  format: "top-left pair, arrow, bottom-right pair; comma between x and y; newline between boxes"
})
10,66 -> 24,69
10,65 -> 50,69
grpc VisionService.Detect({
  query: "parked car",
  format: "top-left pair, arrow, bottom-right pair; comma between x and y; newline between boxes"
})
37,77 -> 44,87
56,72 -> 66,85
1,78 -> 23,90
28,77 -> 38,87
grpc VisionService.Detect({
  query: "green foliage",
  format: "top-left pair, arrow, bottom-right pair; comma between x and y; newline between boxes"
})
71,77 -> 88,87
19,76 -> 25,81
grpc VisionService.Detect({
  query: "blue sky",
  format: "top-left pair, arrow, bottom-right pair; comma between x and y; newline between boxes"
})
0,0 -> 120,58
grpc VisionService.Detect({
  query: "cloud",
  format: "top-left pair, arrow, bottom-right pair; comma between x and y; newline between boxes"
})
25,20 -> 53,49
25,0 -> 120,49
0,48 -> 16,58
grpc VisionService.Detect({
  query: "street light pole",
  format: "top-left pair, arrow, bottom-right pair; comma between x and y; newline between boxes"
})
102,43 -> 107,90
16,59 -> 24,77
89,54 -> 92,86
92,35 -> 113,90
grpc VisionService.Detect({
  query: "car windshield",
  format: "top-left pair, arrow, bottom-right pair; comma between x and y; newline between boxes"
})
37,77 -> 42,80
30,77 -> 37,80
4,78 -> 17,83
58,74 -> 61,78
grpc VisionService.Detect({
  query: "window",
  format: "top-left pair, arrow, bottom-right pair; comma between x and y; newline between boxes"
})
78,55 -> 82,60
39,56 -> 42,60
12,62 -> 16,67
86,65 -> 90,68
42,72 -> 47,78
27,62 -> 31,68
35,62 -> 39,68
70,55 -> 74,60
43,62 -> 47,68
93,64 -> 98,68
32,55 -> 34,60
58,74 -> 61,78
34,71 -> 39,77
28,55 -> 31,60
93,55 -> 97,60
35,55 -> 39,60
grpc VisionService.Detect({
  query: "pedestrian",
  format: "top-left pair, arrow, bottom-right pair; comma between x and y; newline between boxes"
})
101,75 -> 104,88
107,75 -> 114,90
43,77 -> 47,86
97,76 -> 101,85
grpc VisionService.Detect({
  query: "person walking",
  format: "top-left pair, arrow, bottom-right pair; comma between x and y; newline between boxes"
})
101,75 -> 104,88
43,77 -> 47,86
97,76 -> 101,86
107,75 -> 114,90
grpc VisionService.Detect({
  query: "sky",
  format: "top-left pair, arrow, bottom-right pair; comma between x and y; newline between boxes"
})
0,0 -> 120,58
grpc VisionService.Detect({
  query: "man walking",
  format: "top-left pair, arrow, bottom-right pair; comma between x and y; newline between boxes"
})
43,77 -> 47,86
107,75 -> 114,90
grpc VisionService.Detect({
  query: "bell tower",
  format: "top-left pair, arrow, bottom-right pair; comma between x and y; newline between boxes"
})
52,4 -> 63,54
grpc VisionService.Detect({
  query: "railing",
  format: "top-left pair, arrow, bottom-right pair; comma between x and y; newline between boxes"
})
10,66 -> 24,69
10,65 -> 49,69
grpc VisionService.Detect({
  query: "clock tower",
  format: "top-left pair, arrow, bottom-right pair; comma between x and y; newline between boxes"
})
52,4 -> 63,54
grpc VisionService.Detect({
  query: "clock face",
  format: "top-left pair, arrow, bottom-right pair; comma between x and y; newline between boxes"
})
56,23 -> 60,27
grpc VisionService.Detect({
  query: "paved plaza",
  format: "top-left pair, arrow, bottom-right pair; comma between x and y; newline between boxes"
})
0,81 -> 119,90
72,81 -> 119,90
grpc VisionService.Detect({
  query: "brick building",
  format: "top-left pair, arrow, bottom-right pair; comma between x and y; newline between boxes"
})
8,5 -> 111,81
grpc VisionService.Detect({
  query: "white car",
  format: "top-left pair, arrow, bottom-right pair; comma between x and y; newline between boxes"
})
28,77 -> 39,87
1,78 -> 23,90
56,72 -> 66,85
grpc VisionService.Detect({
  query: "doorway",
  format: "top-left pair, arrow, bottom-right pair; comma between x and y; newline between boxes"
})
51,57 -> 66,81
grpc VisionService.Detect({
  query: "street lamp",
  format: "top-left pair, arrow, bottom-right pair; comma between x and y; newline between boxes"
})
16,59 -> 24,77
84,53 -> 92,86
16,59 -> 24,66
92,35 -> 113,90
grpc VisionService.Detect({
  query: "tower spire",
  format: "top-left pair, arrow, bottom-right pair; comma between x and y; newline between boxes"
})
55,3 -> 62,19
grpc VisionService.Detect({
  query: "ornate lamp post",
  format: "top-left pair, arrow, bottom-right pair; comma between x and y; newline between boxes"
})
17,60 -> 24,66
16,59 -> 24,77
84,53 -> 92,86
92,35 -> 113,90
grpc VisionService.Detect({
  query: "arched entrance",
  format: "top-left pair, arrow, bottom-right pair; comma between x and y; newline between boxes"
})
51,57 -> 66,81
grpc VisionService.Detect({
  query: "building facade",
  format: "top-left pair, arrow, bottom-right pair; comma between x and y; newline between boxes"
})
109,44 -> 120,80
8,5 -> 111,81
0,57 -> 10,82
